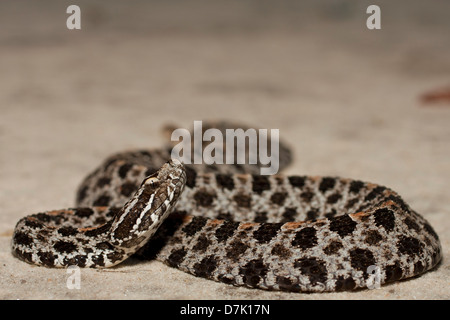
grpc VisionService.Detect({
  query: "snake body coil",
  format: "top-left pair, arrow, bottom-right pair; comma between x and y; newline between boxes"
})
12,123 -> 442,292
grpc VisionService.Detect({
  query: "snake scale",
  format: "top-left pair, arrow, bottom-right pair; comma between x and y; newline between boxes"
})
12,122 -> 442,292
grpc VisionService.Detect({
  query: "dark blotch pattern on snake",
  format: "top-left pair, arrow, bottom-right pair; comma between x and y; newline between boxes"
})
11,122 -> 442,292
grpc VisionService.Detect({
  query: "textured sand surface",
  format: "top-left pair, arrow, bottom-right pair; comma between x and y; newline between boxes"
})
0,0 -> 449,299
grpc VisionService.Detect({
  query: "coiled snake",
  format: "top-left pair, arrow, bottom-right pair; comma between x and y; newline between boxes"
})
12,122 -> 442,292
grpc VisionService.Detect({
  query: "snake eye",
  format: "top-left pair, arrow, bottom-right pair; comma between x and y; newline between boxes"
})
143,177 -> 159,185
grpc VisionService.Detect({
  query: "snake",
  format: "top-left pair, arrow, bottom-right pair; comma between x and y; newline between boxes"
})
11,121 -> 442,292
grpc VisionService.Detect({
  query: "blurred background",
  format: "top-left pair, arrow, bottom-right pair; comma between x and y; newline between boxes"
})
0,0 -> 449,299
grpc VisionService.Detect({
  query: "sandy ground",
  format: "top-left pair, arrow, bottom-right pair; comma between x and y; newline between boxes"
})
0,0 -> 449,300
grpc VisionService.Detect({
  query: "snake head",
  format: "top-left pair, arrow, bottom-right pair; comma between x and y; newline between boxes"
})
108,160 -> 186,253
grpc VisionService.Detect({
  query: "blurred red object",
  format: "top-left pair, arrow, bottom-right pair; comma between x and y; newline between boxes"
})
421,87 -> 450,105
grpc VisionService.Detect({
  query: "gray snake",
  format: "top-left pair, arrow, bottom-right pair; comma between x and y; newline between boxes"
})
11,122 -> 442,292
